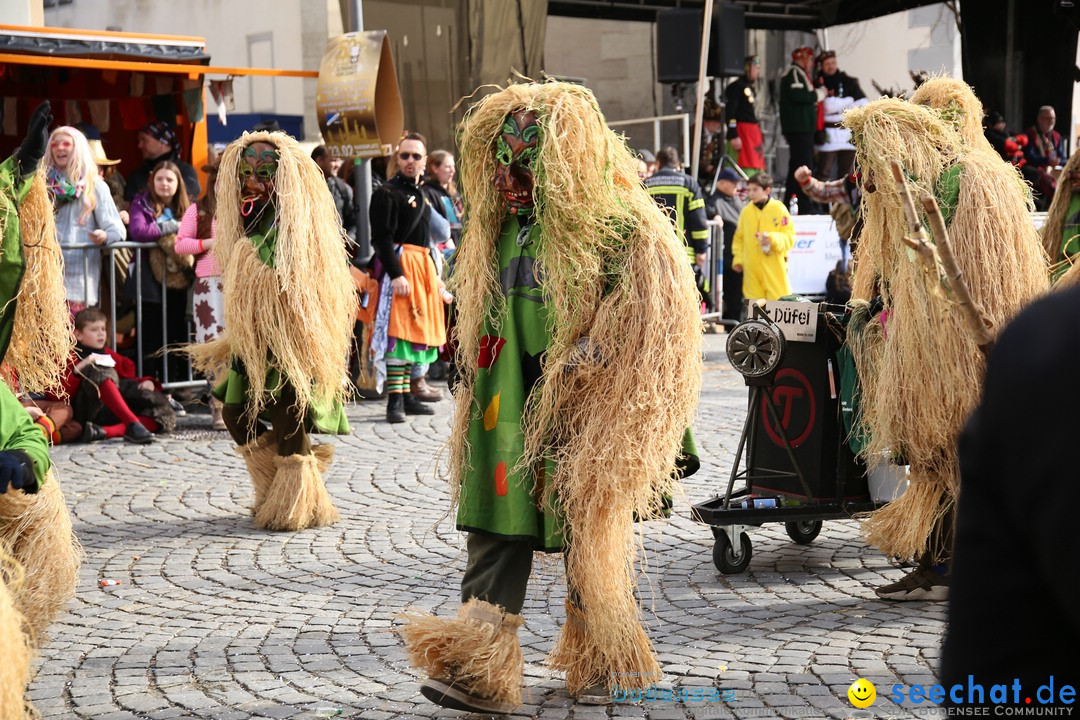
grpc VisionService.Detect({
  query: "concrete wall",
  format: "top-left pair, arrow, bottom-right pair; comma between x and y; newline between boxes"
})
543,15 -> 665,153
824,3 -> 962,99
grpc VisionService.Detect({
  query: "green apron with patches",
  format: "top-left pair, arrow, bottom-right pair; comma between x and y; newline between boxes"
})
456,216 -> 564,550
212,211 -> 349,434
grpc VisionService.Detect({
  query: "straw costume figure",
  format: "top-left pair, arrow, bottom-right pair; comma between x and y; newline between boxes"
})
401,82 -> 702,712
189,131 -> 356,532
844,99 -> 1046,600
910,77 -> 999,157
1041,148 -> 1080,285
0,100 -> 81,717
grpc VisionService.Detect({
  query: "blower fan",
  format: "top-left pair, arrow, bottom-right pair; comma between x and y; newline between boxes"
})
725,318 -> 786,382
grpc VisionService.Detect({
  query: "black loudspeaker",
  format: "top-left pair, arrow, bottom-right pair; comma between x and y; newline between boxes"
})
657,9 -> 701,83
656,5 -> 747,83
711,3 -> 746,78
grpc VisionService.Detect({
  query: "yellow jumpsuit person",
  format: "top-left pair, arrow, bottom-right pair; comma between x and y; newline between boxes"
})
732,172 -> 796,300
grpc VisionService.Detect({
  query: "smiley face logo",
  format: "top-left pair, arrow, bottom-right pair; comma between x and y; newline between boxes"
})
848,678 -> 876,708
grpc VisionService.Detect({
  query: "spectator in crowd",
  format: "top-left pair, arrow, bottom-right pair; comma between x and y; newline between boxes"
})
984,110 -> 1028,167
637,148 -> 656,178
780,47 -> 824,211
794,164 -> 859,304
46,308 -> 178,444
731,173 -> 794,301
126,161 -> 193,391
706,168 -> 746,326
724,55 -> 765,174
699,98 -> 725,182
78,124 -> 128,220
369,131 -> 448,420
1024,105 -> 1066,209
311,145 -> 357,244
422,150 -> 464,251
175,158 -> 226,430
124,122 -> 200,203
645,146 -> 711,309
46,125 -> 126,314
815,50 -> 867,181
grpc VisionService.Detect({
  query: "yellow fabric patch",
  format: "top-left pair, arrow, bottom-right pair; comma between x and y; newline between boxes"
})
484,392 -> 501,431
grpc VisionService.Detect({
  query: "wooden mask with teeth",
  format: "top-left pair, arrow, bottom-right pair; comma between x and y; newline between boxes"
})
494,109 -> 539,216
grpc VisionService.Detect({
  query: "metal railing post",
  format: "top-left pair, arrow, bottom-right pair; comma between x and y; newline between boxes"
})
108,247 -> 117,350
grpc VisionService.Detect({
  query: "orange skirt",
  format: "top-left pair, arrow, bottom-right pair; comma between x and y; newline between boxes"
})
388,244 -> 447,348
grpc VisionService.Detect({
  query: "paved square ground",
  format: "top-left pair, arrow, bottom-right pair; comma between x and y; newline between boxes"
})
28,333 -> 944,719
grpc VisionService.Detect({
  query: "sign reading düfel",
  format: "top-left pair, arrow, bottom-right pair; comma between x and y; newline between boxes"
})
764,300 -> 818,342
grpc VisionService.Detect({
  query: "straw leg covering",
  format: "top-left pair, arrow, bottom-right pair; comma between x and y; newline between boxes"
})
861,465 -> 955,560
0,473 -> 80,643
254,453 -> 339,531
311,443 -> 334,473
548,598 -> 660,694
236,434 -> 277,515
0,551 -> 32,720
399,598 -> 525,708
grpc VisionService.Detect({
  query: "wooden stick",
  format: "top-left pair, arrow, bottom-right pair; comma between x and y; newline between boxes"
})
890,161 -> 940,278
920,194 -> 995,351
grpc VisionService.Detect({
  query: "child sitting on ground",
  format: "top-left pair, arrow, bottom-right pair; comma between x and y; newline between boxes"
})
47,308 -> 176,444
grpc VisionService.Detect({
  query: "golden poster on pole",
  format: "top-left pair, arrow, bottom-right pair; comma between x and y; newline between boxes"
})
316,31 -> 404,159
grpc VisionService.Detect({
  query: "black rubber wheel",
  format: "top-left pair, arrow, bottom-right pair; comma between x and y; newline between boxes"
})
785,520 -> 822,545
712,531 -> 753,574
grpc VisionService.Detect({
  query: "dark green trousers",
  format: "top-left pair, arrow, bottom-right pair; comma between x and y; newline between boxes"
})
222,382 -> 311,457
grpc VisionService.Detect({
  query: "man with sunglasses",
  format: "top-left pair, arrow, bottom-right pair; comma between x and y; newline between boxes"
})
369,132 -> 447,422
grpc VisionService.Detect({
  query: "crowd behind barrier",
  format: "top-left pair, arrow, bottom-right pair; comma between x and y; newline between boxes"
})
64,241 -> 202,391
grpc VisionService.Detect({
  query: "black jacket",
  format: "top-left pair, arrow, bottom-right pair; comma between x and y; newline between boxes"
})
724,76 -> 759,138
943,284 -> 1080,700
369,173 -> 430,279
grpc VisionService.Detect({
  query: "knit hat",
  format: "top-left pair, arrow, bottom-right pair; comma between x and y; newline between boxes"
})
140,121 -> 177,150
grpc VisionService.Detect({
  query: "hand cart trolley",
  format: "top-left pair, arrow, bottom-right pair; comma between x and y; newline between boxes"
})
692,301 -> 887,573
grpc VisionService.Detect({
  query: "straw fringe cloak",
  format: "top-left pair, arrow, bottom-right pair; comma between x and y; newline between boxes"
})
0,159 -> 79,718
910,76 -> 998,158
0,549 -> 32,720
445,82 -> 702,691
1042,149 -> 1080,283
846,100 -> 1047,558
3,173 -> 72,395
188,131 -> 357,420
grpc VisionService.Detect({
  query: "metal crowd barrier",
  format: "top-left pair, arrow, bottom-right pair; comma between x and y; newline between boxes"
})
699,219 -> 735,328
67,241 -> 204,391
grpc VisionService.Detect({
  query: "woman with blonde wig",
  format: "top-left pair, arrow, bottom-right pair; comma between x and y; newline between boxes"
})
45,125 -> 125,314
401,82 -> 702,712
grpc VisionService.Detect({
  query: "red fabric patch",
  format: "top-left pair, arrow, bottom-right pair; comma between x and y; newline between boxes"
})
478,335 -> 506,369
781,216 -> 789,226
495,461 -> 508,496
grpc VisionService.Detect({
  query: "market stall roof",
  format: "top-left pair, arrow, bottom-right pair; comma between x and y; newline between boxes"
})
0,24 -> 210,63
547,0 -> 945,30
0,25 -> 317,77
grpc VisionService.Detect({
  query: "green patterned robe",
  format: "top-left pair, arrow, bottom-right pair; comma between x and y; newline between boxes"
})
457,216 -> 564,550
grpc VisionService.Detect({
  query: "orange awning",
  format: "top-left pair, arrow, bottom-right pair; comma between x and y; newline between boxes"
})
0,52 -> 317,79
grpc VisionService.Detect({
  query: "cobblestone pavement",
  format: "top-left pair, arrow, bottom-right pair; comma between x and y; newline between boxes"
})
29,334 -> 946,720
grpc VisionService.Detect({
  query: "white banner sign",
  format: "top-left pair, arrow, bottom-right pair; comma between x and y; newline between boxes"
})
787,214 -> 845,296
763,299 -> 818,342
